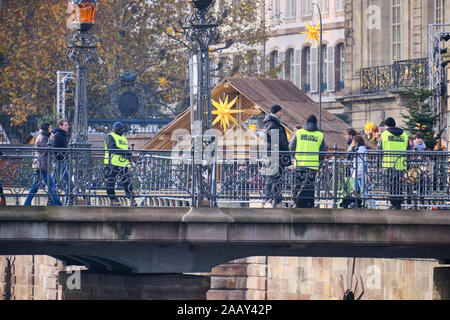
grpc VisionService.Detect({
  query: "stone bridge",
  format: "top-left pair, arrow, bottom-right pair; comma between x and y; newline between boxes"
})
1,206 -> 450,274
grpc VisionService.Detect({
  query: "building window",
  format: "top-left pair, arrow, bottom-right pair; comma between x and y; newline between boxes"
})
270,50 -> 279,76
302,46 -> 311,92
335,0 -> 345,12
391,0 -> 402,61
286,0 -> 297,19
271,0 -> 281,19
335,43 -> 345,90
319,0 -> 328,13
321,45 -> 327,91
434,0 -> 443,24
285,49 -> 294,82
302,0 -> 312,17
247,51 -> 257,77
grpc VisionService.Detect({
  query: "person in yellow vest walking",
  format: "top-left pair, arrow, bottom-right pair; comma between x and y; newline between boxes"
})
104,122 -> 135,206
377,117 -> 411,210
289,115 -> 327,208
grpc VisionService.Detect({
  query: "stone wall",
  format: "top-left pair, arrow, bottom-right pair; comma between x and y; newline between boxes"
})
0,255 -> 445,300
0,255 -> 63,300
209,257 -> 441,300
207,257 -> 267,300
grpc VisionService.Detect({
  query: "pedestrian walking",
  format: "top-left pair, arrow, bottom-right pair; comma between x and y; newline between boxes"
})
51,119 -> 74,205
263,105 -> 291,208
349,135 -> 368,208
24,122 -> 62,206
378,117 -> 410,210
290,115 -> 326,208
104,122 -> 135,206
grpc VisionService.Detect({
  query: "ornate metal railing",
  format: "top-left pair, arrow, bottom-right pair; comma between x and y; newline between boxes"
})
360,58 -> 429,94
1,146 -> 450,210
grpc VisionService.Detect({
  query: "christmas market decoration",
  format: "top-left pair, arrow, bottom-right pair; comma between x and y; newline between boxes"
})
212,95 -> 243,133
301,22 -> 322,47
158,76 -> 169,88
364,122 -> 382,146
400,87 -> 444,150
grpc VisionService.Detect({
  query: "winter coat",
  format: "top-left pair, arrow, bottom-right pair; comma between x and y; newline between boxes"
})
32,130 -> 51,171
352,145 -> 367,179
263,114 -> 291,167
51,127 -> 68,161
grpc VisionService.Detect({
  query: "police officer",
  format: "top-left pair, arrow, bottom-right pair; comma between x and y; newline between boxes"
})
378,117 -> 410,210
290,115 -> 327,208
104,122 -> 135,206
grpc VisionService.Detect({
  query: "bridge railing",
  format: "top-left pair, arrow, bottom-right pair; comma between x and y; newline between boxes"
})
0,146 -> 449,209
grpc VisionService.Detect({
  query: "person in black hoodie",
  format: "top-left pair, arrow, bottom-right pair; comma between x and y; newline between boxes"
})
263,105 -> 291,208
51,119 -> 73,205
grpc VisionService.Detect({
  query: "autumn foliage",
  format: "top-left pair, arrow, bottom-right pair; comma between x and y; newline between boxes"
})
0,0 -> 270,125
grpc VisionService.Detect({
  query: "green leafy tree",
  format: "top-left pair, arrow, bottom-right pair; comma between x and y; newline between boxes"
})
401,87 -> 444,150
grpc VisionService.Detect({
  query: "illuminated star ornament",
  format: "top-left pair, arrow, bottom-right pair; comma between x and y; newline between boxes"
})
158,76 -> 169,88
301,22 -> 322,46
212,95 -> 243,133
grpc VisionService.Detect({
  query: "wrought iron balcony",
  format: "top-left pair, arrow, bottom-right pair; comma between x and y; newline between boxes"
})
360,58 -> 429,94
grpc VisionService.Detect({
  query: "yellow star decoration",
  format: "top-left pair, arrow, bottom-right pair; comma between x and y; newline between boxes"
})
166,27 -> 174,35
212,95 -> 243,133
158,76 -> 169,88
301,22 -> 323,46
248,124 -> 257,131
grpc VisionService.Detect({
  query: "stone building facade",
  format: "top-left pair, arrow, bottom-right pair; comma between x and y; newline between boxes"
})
338,0 -> 450,131
263,0 -> 346,115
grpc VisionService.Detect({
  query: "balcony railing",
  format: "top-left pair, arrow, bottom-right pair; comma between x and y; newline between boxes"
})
360,58 -> 429,94
1,146 -> 450,210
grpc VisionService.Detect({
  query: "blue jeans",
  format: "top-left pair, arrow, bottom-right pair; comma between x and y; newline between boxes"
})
55,162 -> 74,205
24,170 -> 62,206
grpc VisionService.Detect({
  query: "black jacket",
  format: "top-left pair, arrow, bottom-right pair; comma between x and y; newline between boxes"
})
51,127 -> 68,161
263,114 -> 290,152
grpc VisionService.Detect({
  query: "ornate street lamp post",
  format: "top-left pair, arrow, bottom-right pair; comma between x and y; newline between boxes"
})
312,2 -> 323,130
65,0 -> 98,204
66,0 -> 98,148
184,0 -> 222,207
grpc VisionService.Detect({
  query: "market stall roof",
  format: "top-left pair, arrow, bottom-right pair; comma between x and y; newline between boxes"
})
142,77 -> 349,150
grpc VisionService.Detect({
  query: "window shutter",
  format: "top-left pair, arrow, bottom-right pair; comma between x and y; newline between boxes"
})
294,49 -> 301,88
302,0 -> 311,16
327,45 -> 335,92
310,46 -> 318,93
279,51 -> 285,79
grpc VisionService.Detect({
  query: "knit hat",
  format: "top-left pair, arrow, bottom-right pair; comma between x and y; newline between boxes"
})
384,117 -> 396,128
270,105 -> 282,114
113,122 -> 125,131
306,115 -> 317,125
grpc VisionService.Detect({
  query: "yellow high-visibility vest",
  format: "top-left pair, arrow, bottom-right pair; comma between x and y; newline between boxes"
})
104,132 -> 130,167
381,130 -> 408,170
294,129 -> 323,170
